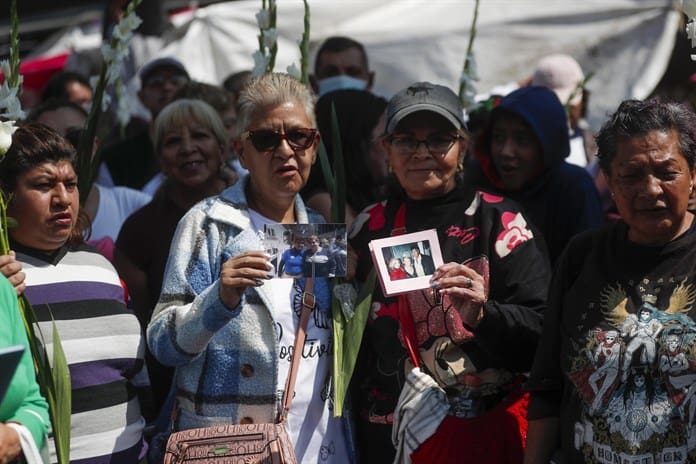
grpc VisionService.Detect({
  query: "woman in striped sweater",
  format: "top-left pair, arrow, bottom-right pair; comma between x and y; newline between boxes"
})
0,123 -> 149,464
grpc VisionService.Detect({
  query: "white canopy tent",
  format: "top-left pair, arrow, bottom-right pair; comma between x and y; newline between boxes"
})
151,0 -> 681,130
28,0 -> 684,130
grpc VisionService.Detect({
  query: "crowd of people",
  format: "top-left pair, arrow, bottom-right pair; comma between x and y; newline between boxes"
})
2,8 -> 696,464
277,234 -> 346,279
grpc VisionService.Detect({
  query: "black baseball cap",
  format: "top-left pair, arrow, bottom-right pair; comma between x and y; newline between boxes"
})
385,82 -> 465,134
139,57 -> 189,83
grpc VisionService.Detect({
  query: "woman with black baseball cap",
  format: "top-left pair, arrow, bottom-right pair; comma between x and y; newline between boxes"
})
348,82 -> 551,463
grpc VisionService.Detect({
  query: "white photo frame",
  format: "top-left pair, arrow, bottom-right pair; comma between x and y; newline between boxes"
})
368,229 -> 444,296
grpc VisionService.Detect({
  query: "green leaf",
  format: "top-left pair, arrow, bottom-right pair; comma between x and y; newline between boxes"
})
18,296 -> 72,464
316,140 -> 335,195
332,269 -> 375,417
329,104 -> 346,224
299,0 -> 311,86
458,0 -> 480,109
51,322 -> 72,464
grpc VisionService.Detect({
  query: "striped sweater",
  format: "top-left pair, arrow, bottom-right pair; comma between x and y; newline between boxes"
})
14,242 -> 148,464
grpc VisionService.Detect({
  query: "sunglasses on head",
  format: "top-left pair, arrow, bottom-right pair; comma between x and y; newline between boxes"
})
241,128 -> 317,152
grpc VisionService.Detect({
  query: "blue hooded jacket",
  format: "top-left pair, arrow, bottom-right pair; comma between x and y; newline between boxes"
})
469,86 -> 603,266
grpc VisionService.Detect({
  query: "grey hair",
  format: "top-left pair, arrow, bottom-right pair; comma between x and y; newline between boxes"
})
236,73 -> 316,133
596,98 -> 696,174
153,98 -> 228,153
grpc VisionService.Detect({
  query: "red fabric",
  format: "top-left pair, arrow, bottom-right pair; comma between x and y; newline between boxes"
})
389,268 -> 409,280
411,391 -> 529,464
0,53 -> 69,91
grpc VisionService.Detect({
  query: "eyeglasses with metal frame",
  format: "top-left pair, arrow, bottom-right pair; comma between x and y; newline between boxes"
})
388,133 -> 460,156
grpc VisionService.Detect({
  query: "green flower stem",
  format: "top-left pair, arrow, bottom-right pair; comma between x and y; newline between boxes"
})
76,0 -> 142,205
267,0 -> 278,73
8,0 -> 20,89
77,64 -> 108,205
458,0 -> 480,103
300,0 -> 311,86
328,104 -> 345,224
0,194 -> 10,255
318,103 -> 374,417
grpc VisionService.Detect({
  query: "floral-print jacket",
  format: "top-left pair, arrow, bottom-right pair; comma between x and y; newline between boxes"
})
348,184 -> 551,422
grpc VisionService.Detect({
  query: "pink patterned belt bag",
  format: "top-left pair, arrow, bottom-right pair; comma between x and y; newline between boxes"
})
162,422 -> 296,464
162,280 -> 317,464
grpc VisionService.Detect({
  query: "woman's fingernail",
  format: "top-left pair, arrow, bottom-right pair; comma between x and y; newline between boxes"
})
254,279 -> 264,286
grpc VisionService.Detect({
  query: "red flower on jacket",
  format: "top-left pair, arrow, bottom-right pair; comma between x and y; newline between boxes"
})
372,301 -> 398,320
480,191 -> 503,203
494,212 -> 533,258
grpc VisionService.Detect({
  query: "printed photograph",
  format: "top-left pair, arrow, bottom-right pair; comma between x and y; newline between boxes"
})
262,223 -> 347,278
368,229 -> 444,296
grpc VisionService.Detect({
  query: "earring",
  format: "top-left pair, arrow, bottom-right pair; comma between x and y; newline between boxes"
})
457,163 -> 464,173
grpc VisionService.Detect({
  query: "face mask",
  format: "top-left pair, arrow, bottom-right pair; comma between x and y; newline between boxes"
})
317,75 -> 368,96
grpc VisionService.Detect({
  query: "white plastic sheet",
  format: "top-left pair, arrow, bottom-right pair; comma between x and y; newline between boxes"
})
153,0 -> 679,130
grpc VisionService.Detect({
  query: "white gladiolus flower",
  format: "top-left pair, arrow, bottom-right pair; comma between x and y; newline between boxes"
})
466,54 -> 479,81
0,61 -> 24,121
286,63 -> 301,79
0,98 -> 25,122
0,81 -> 15,101
114,11 -> 142,42
0,83 -> 19,111
252,50 -> 270,77
0,60 -> 10,78
101,43 -> 120,64
263,28 -> 278,50
256,10 -> 271,29
0,120 -> 17,156
683,0 -> 696,18
460,91 -> 477,111
115,81 -> 131,128
106,62 -> 122,86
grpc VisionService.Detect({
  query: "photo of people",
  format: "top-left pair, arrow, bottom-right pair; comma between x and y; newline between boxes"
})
263,223 -> 347,278
369,229 -> 444,296
381,241 -> 435,281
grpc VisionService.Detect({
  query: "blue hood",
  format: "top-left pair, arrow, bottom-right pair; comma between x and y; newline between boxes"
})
491,86 -> 570,168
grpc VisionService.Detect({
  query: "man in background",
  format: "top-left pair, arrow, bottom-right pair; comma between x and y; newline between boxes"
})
310,36 -> 375,97
100,57 -> 190,192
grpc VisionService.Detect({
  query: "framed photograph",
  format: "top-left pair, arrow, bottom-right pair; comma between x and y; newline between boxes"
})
262,223 -> 347,278
368,229 -> 444,296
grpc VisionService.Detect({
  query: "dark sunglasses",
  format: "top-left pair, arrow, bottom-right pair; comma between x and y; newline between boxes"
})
241,128 -> 317,152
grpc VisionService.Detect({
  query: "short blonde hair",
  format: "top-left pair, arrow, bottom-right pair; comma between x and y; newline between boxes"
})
153,99 -> 228,153
237,73 -> 316,133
